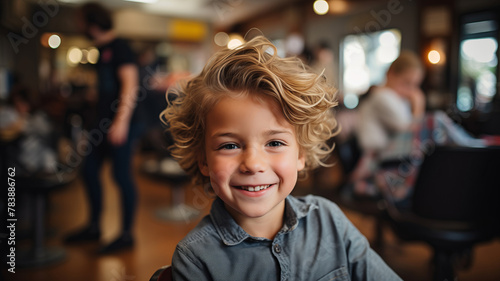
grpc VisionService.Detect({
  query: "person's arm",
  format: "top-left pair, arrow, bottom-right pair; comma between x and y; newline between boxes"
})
332,204 -> 402,281
108,63 -> 138,146
408,88 -> 426,121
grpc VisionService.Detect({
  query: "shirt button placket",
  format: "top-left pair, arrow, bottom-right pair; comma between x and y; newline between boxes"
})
274,243 -> 281,254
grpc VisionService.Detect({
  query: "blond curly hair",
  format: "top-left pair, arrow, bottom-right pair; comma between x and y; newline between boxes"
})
161,36 -> 338,184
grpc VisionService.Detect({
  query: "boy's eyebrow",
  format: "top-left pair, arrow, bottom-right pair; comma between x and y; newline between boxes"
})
211,129 -> 293,138
264,129 -> 294,137
211,132 -> 237,138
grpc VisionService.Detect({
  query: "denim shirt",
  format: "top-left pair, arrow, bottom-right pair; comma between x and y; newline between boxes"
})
172,195 -> 402,281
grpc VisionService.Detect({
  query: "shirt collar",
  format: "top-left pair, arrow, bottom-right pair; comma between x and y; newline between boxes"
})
210,195 -> 318,246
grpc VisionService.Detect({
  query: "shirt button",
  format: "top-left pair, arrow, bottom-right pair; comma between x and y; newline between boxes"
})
274,244 -> 281,253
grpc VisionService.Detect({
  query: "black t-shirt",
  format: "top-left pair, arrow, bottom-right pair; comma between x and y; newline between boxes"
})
96,38 -> 137,122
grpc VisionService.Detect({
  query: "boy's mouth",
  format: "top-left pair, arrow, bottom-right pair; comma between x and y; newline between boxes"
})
235,184 -> 273,192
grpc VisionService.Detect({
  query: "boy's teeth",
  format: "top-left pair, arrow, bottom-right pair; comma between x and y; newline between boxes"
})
240,185 -> 270,192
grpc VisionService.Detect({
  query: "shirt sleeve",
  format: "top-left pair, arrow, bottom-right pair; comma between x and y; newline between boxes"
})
372,89 -> 412,132
331,203 -> 403,281
114,39 -> 136,67
171,246 -> 211,281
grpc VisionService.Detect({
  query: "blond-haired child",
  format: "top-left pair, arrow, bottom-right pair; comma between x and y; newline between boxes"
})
162,36 -> 402,281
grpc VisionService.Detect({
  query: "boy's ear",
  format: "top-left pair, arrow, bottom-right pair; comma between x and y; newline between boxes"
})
297,151 -> 306,172
198,156 -> 210,177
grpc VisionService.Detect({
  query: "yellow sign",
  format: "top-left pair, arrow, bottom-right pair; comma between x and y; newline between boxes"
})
169,19 -> 207,42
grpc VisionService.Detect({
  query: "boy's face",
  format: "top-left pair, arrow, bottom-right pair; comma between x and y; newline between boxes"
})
200,94 -> 305,222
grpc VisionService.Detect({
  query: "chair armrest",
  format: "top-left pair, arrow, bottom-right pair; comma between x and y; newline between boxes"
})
149,265 -> 172,281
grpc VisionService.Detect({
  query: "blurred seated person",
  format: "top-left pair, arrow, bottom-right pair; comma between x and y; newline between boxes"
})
0,86 -> 58,177
349,51 -> 486,209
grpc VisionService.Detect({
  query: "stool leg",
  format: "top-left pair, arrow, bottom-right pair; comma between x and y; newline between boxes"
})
33,192 -> 45,258
171,184 -> 185,207
156,184 -> 200,223
18,192 -> 66,267
433,249 -> 455,281
373,216 -> 384,250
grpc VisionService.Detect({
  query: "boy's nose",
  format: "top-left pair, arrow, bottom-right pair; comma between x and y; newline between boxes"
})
239,148 -> 266,174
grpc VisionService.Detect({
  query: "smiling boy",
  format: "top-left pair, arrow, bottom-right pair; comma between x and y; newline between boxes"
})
162,36 -> 402,281
202,94 -> 305,240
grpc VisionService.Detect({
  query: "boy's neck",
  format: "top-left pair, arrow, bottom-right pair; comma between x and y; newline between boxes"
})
225,201 -> 286,240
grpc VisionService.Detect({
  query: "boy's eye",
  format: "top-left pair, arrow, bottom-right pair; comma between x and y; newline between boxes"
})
267,141 -> 285,147
218,143 -> 239,150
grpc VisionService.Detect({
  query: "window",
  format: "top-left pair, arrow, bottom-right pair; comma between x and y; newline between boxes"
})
340,29 -> 401,109
457,11 -> 499,112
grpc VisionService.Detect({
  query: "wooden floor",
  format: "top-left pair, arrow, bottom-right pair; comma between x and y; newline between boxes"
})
5,152 -> 500,281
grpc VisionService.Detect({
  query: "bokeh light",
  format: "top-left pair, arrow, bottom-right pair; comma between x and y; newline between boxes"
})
343,93 -> 359,109
344,66 -> 370,94
48,34 -> 61,49
329,0 -> 348,14
228,39 -> 243,49
285,33 -> 304,56
313,0 -> 329,15
379,31 -> 398,46
457,86 -> 473,112
40,33 -> 51,48
376,47 -> 399,63
80,49 -> 89,64
87,47 -> 100,64
428,50 -> 441,64
461,38 -> 497,63
67,47 -> 83,65
214,32 -> 229,47
227,34 -> 244,50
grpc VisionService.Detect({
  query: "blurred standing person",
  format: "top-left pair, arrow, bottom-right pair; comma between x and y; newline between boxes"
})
65,2 -> 142,254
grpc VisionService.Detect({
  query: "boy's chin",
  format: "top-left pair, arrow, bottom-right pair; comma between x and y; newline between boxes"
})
226,201 -> 285,219
240,209 -> 272,219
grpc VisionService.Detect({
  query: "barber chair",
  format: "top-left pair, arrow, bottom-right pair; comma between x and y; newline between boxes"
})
150,265 -> 172,281
384,146 -> 500,281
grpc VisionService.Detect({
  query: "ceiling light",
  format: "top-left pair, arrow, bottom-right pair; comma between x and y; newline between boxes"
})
48,34 -> 61,49
313,0 -> 329,15
329,0 -> 348,14
428,50 -> 441,64
67,47 -> 82,65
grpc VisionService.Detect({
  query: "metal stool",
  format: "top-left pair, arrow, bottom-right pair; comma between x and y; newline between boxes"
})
143,157 -> 200,222
17,171 -> 76,267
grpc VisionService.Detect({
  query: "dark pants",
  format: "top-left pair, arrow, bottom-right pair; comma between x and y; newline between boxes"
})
82,123 -> 143,234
